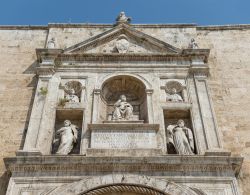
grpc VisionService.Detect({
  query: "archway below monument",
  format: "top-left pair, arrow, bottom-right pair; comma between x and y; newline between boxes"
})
100,75 -> 148,123
81,184 -> 166,195
102,193 -> 143,195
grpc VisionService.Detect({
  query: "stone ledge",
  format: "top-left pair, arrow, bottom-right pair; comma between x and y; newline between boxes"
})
88,123 -> 159,131
4,155 -> 243,177
103,120 -> 144,124
86,149 -> 163,157
161,102 -> 191,110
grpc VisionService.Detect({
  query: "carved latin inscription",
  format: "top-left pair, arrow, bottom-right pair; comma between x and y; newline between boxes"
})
91,130 -> 157,149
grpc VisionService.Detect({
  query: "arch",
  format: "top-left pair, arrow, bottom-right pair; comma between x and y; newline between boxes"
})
95,73 -> 151,122
96,72 -> 152,90
47,174 -> 200,195
101,75 -> 146,102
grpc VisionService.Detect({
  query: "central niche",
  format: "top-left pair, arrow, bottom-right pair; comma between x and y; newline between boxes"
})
100,75 -> 148,123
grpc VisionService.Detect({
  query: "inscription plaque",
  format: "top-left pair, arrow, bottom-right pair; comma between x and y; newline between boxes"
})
91,130 -> 157,149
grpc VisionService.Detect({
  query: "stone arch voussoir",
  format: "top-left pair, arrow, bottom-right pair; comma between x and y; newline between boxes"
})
96,72 -> 152,90
48,174 -> 200,195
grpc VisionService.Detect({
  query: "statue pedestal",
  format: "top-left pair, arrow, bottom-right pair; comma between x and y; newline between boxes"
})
88,124 -> 159,155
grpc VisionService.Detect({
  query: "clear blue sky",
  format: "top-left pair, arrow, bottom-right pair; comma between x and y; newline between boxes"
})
0,0 -> 249,25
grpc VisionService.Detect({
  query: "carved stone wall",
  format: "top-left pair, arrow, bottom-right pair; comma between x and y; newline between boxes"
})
0,24 -> 250,195
197,27 -> 250,195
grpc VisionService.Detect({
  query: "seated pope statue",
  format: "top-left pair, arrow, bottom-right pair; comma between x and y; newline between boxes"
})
112,94 -> 133,120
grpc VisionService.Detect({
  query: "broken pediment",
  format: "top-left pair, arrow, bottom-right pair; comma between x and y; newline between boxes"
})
63,24 -> 181,54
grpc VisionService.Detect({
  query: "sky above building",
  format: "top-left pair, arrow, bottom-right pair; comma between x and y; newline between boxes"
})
0,0 -> 249,25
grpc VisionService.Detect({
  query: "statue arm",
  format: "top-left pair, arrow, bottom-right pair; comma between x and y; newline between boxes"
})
167,125 -> 176,135
114,99 -> 121,107
127,103 -> 133,111
56,127 -> 65,134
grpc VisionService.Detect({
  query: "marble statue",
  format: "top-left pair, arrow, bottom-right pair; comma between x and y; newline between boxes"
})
54,120 -> 78,155
116,11 -> 131,24
166,88 -> 183,102
47,38 -> 55,49
188,38 -> 199,49
112,95 -> 133,120
65,89 -> 80,103
167,119 -> 194,155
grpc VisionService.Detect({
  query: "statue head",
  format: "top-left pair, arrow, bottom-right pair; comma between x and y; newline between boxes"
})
177,119 -> 185,127
64,120 -> 71,127
69,89 -> 76,95
171,88 -> 177,94
120,11 -> 125,17
116,11 -> 131,24
120,94 -> 127,102
191,38 -> 195,43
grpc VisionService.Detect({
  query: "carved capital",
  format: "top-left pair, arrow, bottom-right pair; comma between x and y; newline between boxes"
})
93,89 -> 101,95
145,89 -> 154,94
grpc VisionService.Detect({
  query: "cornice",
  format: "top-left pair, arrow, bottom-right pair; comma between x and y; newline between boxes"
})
0,25 -> 48,30
1,23 -> 250,31
4,155 -> 243,177
197,24 -> 250,31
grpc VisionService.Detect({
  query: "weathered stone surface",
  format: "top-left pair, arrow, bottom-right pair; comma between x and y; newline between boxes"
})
0,23 -> 250,195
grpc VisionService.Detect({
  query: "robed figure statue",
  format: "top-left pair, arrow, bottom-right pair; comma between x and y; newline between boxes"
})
112,94 -> 133,120
54,120 -> 78,155
167,119 -> 194,155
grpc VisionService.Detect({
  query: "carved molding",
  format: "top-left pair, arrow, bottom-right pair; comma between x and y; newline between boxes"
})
47,174 -> 199,195
4,155 -> 243,178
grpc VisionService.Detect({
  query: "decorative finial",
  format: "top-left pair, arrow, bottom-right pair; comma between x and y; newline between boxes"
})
116,11 -> 131,24
47,38 -> 56,49
188,38 -> 199,49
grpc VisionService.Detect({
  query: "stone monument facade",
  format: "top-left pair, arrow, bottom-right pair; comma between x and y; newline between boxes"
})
0,12 -> 249,195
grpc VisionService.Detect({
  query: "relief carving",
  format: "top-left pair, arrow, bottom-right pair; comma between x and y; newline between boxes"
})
65,89 -> 79,103
165,81 -> 183,102
115,35 -> 130,53
63,81 -> 82,103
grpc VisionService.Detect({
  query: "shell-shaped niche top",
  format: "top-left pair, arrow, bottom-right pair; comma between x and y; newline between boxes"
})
115,35 -> 130,53
63,81 -> 83,103
165,81 -> 184,102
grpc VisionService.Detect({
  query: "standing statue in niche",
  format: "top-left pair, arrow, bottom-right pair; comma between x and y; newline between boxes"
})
167,119 -> 194,155
54,120 -> 78,155
65,89 -> 80,103
166,88 -> 183,102
112,95 -> 133,120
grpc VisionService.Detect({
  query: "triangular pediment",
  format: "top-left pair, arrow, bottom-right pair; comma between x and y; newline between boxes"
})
63,24 -> 181,54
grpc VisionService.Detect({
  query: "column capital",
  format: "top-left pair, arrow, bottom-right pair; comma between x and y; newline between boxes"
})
93,89 -> 101,94
145,89 -> 154,94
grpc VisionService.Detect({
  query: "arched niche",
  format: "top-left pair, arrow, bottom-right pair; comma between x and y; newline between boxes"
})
92,73 -> 153,123
99,75 -> 148,122
64,80 -> 82,101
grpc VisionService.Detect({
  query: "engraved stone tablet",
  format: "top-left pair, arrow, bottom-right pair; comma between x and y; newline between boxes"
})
89,124 -> 159,149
